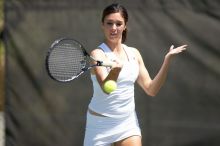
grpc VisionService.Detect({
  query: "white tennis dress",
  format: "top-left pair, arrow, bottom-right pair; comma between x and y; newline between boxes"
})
84,43 -> 141,146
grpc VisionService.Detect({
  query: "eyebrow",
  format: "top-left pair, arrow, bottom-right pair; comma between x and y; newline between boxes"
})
105,19 -> 124,23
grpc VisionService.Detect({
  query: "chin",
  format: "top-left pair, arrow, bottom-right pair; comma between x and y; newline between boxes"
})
107,38 -> 121,44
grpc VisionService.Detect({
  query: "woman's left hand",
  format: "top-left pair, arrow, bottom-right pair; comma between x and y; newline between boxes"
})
165,44 -> 187,59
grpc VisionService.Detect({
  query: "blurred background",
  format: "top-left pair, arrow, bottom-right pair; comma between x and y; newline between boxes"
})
0,0 -> 4,145
3,0 -> 220,146
0,0 -> 3,111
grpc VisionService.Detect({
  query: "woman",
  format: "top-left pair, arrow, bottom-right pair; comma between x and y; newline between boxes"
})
84,3 -> 187,146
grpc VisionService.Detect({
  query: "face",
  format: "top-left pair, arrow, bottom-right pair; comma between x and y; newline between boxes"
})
102,12 -> 126,43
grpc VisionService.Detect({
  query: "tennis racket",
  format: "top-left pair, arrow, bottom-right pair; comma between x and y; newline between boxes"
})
45,38 -> 113,82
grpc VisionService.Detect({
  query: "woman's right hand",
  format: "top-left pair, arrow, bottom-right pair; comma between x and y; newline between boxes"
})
110,59 -> 123,71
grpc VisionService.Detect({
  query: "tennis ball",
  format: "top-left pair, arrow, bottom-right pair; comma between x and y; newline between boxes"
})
103,80 -> 117,94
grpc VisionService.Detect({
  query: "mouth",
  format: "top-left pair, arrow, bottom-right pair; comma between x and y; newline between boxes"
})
110,32 -> 117,38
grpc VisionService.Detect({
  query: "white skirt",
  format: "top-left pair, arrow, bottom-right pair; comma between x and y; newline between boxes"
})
83,111 -> 141,146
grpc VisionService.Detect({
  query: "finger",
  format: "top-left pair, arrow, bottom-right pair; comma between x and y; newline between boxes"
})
180,45 -> 188,48
170,45 -> 174,51
182,47 -> 187,50
177,45 -> 187,50
177,47 -> 187,53
180,47 -> 187,51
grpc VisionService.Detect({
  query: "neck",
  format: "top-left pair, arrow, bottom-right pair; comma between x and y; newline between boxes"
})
104,40 -> 128,62
104,40 -> 123,53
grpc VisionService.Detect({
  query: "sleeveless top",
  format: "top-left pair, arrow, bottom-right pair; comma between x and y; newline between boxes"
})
88,43 -> 139,118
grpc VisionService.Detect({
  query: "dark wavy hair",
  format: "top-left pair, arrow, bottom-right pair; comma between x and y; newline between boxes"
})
102,3 -> 128,43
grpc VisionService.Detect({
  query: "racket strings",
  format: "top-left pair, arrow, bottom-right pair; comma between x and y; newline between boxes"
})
48,42 -> 86,81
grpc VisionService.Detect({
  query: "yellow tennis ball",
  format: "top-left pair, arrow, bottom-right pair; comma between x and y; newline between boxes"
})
103,80 -> 117,94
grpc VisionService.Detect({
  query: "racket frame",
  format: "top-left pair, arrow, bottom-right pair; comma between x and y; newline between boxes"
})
45,38 -> 113,82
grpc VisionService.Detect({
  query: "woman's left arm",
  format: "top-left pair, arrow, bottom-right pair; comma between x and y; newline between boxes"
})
136,45 -> 187,97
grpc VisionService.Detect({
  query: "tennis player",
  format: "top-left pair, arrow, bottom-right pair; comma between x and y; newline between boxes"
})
84,3 -> 187,146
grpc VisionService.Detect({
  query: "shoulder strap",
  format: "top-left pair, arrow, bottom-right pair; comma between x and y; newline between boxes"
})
122,44 -> 136,61
98,43 -> 117,61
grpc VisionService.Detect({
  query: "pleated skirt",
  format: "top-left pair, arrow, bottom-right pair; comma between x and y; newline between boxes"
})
83,111 -> 141,146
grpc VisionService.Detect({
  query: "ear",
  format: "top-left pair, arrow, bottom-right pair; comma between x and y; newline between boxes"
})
124,25 -> 127,30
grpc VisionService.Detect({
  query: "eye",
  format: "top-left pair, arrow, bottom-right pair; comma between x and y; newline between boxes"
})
116,22 -> 122,27
106,22 -> 113,26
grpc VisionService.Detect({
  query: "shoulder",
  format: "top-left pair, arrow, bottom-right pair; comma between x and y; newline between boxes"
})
90,47 -> 110,64
90,43 -> 108,56
90,48 -> 103,54
90,48 -> 105,57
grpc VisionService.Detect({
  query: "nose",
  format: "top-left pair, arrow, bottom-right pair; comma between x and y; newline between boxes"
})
112,23 -> 117,30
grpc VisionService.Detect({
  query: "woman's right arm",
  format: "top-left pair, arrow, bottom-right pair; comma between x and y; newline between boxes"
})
90,49 -> 123,89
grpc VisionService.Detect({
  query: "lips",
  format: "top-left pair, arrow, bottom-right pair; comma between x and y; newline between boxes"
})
110,32 -> 117,38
